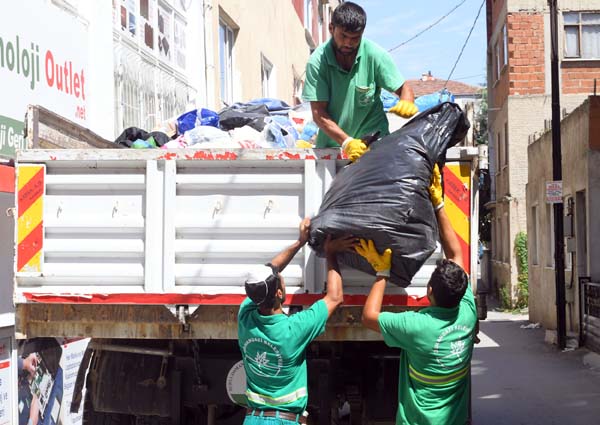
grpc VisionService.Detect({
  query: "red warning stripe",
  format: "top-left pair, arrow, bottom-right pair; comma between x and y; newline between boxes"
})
459,237 -> 470,275
443,167 -> 470,217
22,292 -> 431,307
0,361 -> 10,369
18,167 -> 44,218
17,222 -> 43,271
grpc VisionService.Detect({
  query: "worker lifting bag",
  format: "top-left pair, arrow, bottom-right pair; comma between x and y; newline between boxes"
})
308,102 -> 470,286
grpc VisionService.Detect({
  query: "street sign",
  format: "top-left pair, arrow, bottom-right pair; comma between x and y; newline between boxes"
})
546,181 -> 563,204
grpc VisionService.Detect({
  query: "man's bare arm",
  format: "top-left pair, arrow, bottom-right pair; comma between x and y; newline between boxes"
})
394,82 -> 415,103
310,101 -> 349,145
436,207 -> 464,269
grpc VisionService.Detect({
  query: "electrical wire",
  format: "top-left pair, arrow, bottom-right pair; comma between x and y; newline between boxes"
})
388,0 -> 468,53
443,0 -> 486,88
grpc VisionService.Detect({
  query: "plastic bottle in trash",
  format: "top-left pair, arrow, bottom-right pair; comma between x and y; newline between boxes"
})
300,121 -> 318,141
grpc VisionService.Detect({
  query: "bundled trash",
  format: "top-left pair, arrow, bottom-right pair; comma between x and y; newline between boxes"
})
114,97 -> 319,150
308,102 -> 470,287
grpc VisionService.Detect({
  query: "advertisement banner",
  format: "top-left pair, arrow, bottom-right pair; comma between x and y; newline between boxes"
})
0,337 -> 12,425
17,338 -> 89,425
0,0 -> 88,157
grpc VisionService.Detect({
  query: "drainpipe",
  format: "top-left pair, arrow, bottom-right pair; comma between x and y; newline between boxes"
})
203,0 -> 215,109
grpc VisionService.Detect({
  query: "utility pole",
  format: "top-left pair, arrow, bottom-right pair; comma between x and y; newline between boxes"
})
548,0 -> 566,350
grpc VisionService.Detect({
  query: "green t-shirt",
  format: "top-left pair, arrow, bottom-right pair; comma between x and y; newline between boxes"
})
302,38 -> 405,148
378,285 -> 477,425
237,298 -> 328,413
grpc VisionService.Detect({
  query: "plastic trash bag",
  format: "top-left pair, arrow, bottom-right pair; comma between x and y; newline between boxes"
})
219,104 -> 270,131
184,126 -> 231,146
177,108 -> 219,134
380,89 -> 400,111
415,89 -> 455,113
262,116 -> 299,148
308,102 -> 470,286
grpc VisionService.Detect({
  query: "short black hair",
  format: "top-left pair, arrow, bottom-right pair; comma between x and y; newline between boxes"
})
331,2 -> 366,33
428,259 -> 468,308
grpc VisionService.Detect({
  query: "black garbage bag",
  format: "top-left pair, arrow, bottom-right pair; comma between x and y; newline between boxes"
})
114,127 -> 170,147
308,102 -> 470,286
218,104 -> 270,131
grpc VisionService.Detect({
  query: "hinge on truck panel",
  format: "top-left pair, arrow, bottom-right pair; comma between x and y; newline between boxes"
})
177,304 -> 190,332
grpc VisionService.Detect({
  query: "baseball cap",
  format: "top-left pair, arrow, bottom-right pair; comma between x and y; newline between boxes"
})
244,264 -> 279,305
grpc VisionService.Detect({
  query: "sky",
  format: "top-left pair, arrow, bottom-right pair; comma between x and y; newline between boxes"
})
357,0 -> 487,86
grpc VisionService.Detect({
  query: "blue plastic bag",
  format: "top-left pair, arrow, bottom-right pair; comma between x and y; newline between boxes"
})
177,108 -> 219,134
414,89 -> 455,112
246,98 -> 291,112
263,116 -> 298,148
380,89 -> 399,111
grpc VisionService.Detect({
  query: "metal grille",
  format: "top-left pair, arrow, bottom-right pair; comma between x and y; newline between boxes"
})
580,277 -> 600,352
113,39 -> 196,137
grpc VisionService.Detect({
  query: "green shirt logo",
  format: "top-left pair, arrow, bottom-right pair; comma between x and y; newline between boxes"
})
243,337 -> 283,378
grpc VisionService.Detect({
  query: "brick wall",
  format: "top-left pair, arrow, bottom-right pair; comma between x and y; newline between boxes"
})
562,63 -> 600,95
508,13 -> 545,96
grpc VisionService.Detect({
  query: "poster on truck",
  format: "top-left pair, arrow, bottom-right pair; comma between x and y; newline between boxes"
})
17,338 -> 89,425
0,0 -> 88,157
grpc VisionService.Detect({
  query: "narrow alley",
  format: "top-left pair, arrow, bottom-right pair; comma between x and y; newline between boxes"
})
473,311 -> 600,425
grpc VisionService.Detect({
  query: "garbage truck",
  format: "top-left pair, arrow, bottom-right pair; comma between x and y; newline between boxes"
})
10,105 -> 483,425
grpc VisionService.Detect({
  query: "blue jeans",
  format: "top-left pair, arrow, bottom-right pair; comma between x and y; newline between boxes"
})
243,411 -> 301,425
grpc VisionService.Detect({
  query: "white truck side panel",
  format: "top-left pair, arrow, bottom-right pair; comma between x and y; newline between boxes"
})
15,148 -> 478,302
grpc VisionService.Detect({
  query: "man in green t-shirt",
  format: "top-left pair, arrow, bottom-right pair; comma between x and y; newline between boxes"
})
238,218 -> 354,424
357,166 -> 477,425
302,2 -> 418,162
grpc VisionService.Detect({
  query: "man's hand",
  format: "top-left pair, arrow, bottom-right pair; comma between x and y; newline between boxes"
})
389,100 -> 418,118
429,164 -> 444,211
324,235 -> 356,257
298,217 -> 311,246
355,239 -> 392,278
22,353 -> 37,377
341,137 -> 368,162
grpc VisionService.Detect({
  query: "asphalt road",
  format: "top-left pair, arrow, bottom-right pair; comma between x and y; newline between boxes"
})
472,311 -> 600,425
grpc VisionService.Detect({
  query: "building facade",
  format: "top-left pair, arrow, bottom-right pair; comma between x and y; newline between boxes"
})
527,96 -> 600,347
486,0 -> 600,302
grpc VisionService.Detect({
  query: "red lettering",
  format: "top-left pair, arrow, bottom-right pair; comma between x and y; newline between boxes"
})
45,50 -> 54,87
73,73 -> 80,98
63,61 -> 69,93
80,69 -> 85,100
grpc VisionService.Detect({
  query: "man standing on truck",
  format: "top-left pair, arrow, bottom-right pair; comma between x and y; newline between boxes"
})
358,165 -> 477,425
302,1 -> 419,162
238,218 -> 354,424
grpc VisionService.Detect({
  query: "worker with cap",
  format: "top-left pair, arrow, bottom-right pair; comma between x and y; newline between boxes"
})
238,217 -> 354,424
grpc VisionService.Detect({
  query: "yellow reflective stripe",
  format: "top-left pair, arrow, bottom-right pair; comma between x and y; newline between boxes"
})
409,364 -> 469,386
246,387 -> 308,406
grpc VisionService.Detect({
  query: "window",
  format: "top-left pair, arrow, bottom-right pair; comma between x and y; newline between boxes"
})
495,41 -> 501,81
546,204 -> 555,267
219,20 -> 235,105
305,0 -> 313,31
157,3 -> 172,61
504,122 -> 509,166
502,24 -> 508,67
497,131 -> 503,171
496,217 -> 502,261
174,15 -> 186,68
564,12 -> 600,59
502,213 -> 509,263
113,1 -> 186,68
531,206 -> 538,265
261,54 -> 274,98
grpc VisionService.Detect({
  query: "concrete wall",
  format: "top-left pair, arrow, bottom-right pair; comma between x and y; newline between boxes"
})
212,0 -> 311,107
527,97 -> 600,331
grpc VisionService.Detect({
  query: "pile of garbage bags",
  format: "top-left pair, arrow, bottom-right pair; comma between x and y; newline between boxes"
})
114,98 -> 318,150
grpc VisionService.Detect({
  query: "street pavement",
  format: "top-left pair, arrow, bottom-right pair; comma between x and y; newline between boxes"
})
472,310 -> 600,425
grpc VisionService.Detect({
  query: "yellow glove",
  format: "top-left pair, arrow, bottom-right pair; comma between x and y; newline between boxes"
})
389,100 -> 418,118
355,239 -> 392,278
429,164 -> 444,211
341,137 -> 368,162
